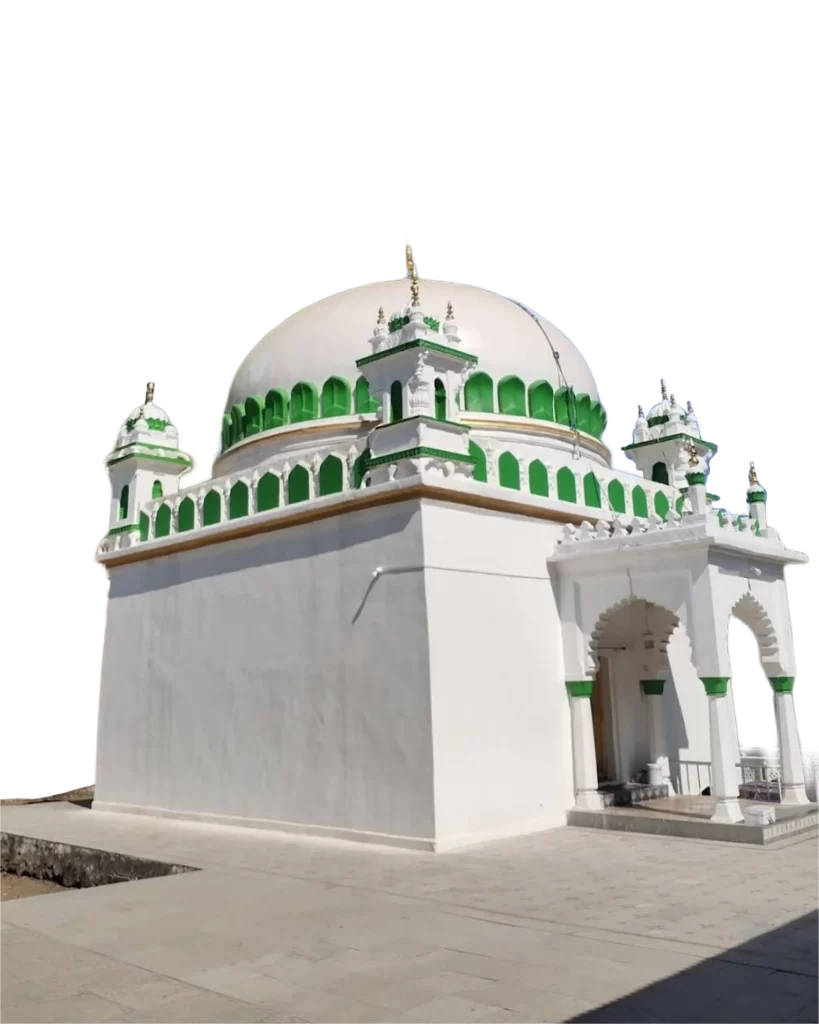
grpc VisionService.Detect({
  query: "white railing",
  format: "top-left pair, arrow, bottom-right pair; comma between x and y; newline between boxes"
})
671,756 -> 789,801
671,759 -> 712,796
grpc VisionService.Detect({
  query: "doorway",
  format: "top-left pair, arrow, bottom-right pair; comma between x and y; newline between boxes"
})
592,657 -> 615,782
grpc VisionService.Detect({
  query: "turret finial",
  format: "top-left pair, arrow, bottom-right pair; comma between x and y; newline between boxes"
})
685,442 -> 699,468
406,244 -> 420,306
749,461 -> 759,486
670,393 -> 676,407
638,404 -> 644,418
687,400 -> 694,414
145,382 -> 155,404
446,301 -> 454,321
660,379 -> 668,400
377,306 -> 385,325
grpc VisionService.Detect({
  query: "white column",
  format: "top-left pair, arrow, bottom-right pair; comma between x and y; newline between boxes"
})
641,680 -> 675,794
772,681 -> 809,805
567,681 -> 604,810
702,678 -> 744,823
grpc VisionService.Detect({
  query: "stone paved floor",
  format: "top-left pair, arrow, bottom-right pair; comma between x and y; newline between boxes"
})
1,803 -> 817,1023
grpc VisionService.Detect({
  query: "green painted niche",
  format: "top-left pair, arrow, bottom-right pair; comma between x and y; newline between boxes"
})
155,504 -> 171,538
231,403 -> 246,444
434,378 -> 447,421
529,459 -> 549,497
528,380 -> 555,421
319,455 -> 344,496
221,415 -> 231,451
263,388 -> 289,431
654,491 -> 670,520
583,472 -> 602,508
139,512 -> 149,542
652,462 -> 670,485
257,472 -> 280,512
321,377 -> 351,418
632,485 -> 649,518
151,480 -> 163,499
607,479 -> 626,514
244,395 -> 264,437
676,495 -> 686,514
390,381 -> 403,422
464,371 -> 494,413
118,484 -> 129,521
229,480 -> 249,520
554,387 -> 577,428
576,394 -> 591,434
557,466 -> 577,502
469,440 -> 487,482
290,382 -> 319,423
497,376 -> 526,416
498,451 -> 521,490
589,401 -> 603,439
353,450 -> 370,489
203,489 -> 222,526
287,465 -> 310,504
178,496 -> 195,532
354,376 -> 379,414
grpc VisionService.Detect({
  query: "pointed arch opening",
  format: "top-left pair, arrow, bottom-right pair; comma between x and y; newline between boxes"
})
528,380 -> 555,421
390,380 -> 403,422
529,459 -> 549,497
290,382 -> 318,423
632,485 -> 649,518
202,489 -> 222,526
244,395 -> 264,436
497,375 -> 526,416
468,440 -> 487,483
118,484 -> 129,521
652,462 -> 670,485
257,471 -> 280,512
654,491 -> 670,520
354,376 -> 379,414
154,503 -> 171,538
464,372 -> 494,413
583,471 -> 602,508
557,466 -> 577,502
151,480 -> 163,500
607,479 -> 626,514
229,480 -> 249,520
498,451 -> 521,489
264,388 -> 289,430
319,455 -> 344,496
434,378 -> 447,421
287,465 -> 310,504
178,496 -> 195,532
321,377 -> 351,418
576,394 -> 592,434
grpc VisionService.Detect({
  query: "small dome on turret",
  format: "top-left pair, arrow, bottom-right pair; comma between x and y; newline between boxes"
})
747,461 -> 767,503
667,394 -> 684,427
633,404 -> 649,443
116,383 -> 178,449
646,380 -> 671,426
683,400 -> 701,438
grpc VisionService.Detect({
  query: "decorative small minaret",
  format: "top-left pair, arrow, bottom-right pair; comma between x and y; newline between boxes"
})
685,442 -> 708,513
684,400 -> 701,438
355,247 -> 479,485
746,461 -> 768,535
632,405 -> 649,443
104,382 -> 193,542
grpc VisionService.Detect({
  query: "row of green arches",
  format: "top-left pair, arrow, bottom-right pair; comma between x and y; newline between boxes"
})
222,373 -> 607,453
140,452 -> 369,540
467,441 -> 671,516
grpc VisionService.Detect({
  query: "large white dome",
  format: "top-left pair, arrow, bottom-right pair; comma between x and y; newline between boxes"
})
226,278 -> 600,412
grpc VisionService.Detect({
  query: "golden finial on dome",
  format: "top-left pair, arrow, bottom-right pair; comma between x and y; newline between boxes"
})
749,461 -> 759,486
685,442 -> 699,468
406,244 -> 420,306
446,301 -> 454,320
145,382 -> 155,404
660,379 -> 668,400
377,306 -> 385,325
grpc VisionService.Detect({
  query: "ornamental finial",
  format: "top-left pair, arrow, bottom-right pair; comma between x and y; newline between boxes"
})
145,382 -> 155,404
687,400 -> 694,414
446,301 -> 454,321
660,379 -> 668,400
685,442 -> 699,468
406,244 -> 420,306
377,306 -> 385,325
638,404 -> 644,418
670,394 -> 676,407
749,461 -> 759,486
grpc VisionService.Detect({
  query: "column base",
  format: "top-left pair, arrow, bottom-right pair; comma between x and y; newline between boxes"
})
575,790 -> 605,811
710,797 -> 744,823
780,784 -> 811,806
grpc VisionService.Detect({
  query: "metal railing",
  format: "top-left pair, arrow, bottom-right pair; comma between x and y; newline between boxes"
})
671,756 -> 785,801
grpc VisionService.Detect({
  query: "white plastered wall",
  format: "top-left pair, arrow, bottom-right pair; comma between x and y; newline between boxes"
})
95,501 -> 437,845
421,501 -> 574,846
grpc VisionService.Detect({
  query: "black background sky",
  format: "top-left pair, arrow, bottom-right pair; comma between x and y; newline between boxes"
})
4,188 -> 810,794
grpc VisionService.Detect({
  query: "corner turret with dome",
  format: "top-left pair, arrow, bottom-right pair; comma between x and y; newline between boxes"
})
94,247 -> 813,852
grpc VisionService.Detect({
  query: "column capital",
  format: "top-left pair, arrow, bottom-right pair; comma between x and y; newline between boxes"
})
640,679 -> 665,696
700,676 -> 730,697
566,679 -> 593,698
769,676 -> 795,693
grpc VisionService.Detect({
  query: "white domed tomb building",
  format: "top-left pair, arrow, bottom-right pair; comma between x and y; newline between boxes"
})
95,252 -> 811,851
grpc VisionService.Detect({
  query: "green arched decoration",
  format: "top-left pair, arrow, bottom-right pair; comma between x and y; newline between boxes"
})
287,465 -> 310,504
607,479 -> 626,514
498,452 -> 521,490
139,512 -> 149,542
583,472 -> 602,507
468,440 -> 487,482
528,380 -> 554,421
257,472 -> 280,512
353,449 -> 370,488
557,466 -> 577,503
529,459 -> 549,496
654,491 -> 670,520
231,403 -> 246,444
434,378 -> 447,421
178,496 -> 195,532
152,480 -> 163,500
354,376 -> 379,414
676,495 -> 685,515
319,455 -> 344,496
155,504 -> 171,538
321,376 -> 351,418
600,407 -> 608,434
263,388 -> 289,431
589,401 -> 603,439
554,387 -> 577,428
652,462 -> 670,485
229,480 -> 249,520
576,394 -> 592,434
497,376 -> 526,416
221,415 -> 231,451
203,489 -> 222,526
290,382 -> 319,424
118,484 -> 129,521
464,371 -> 494,413
390,380 -> 403,422
244,395 -> 264,436
632,485 -> 649,518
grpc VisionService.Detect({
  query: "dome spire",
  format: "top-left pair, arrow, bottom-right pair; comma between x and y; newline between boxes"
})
145,381 -> 155,404
406,244 -> 420,306
660,379 -> 668,401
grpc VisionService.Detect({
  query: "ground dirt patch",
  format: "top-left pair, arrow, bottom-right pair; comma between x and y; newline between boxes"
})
1,872 -> 67,901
